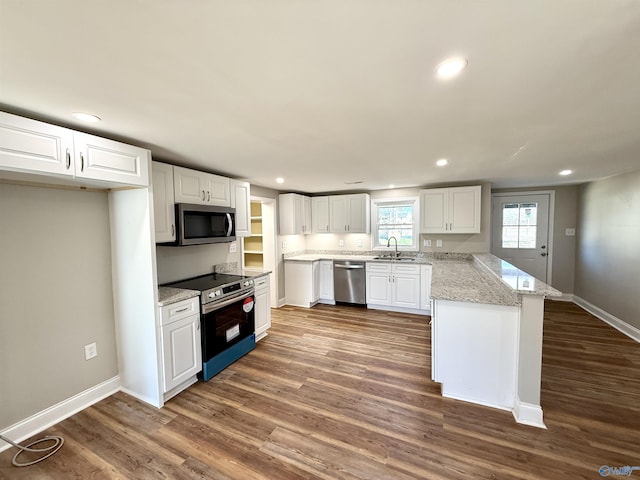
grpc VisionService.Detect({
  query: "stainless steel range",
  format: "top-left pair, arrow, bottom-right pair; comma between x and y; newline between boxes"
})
164,273 -> 256,381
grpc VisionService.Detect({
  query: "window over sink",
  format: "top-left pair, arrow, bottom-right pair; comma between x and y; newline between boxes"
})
372,197 -> 419,251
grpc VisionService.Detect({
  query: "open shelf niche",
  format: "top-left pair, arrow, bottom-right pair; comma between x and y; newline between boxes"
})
243,201 -> 264,268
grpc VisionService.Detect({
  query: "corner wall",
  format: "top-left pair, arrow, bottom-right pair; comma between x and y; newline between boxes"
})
0,183 -> 118,429
574,169 -> 640,329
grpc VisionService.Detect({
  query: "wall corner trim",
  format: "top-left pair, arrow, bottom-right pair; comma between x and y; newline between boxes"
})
573,296 -> 640,343
0,376 -> 120,453
512,397 -> 546,429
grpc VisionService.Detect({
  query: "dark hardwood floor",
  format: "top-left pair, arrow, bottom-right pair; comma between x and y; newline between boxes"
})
1,301 -> 639,479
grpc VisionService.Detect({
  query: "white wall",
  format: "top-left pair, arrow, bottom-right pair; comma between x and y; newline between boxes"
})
0,183 -> 118,429
575,169 -> 640,329
155,243 -> 242,284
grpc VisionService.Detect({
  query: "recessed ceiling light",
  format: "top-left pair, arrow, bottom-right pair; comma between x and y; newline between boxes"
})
435,57 -> 467,80
276,177 -> 284,184
72,112 -> 101,123
436,158 -> 449,167
559,169 -> 573,176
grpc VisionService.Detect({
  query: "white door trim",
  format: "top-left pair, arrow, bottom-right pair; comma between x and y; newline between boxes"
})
491,191 -> 555,285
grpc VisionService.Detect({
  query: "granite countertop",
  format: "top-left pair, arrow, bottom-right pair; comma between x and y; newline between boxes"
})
285,250 -> 562,306
472,254 -> 562,298
430,259 -> 519,306
157,269 -> 273,307
284,253 -> 433,264
158,286 -> 200,306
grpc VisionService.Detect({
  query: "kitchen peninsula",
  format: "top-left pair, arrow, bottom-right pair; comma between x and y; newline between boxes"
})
284,251 -> 561,427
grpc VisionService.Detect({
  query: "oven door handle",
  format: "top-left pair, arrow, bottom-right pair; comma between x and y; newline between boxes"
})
203,289 -> 253,314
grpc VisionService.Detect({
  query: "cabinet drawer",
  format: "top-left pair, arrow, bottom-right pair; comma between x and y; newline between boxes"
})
161,297 -> 199,325
366,262 -> 391,273
254,275 -> 269,289
392,264 -> 420,274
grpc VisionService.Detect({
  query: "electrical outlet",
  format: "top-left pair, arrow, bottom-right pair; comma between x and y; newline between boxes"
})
229,241 -> 237,253
84,342 -> 98,360
339,239 -> 345,247
424,239 -> 432,247
565,228 -> 576,236
436,239 -> 443,248
281,241 -> 286,249
356,239 -> 363,247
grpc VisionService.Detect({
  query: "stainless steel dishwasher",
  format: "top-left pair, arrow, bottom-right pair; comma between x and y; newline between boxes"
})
333,260 -> 366,305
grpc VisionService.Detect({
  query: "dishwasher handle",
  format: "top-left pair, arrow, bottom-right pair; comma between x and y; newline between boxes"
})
334,264 -> 365,269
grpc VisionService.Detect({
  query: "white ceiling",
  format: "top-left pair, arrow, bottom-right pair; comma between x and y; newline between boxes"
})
1,0 -> 639,193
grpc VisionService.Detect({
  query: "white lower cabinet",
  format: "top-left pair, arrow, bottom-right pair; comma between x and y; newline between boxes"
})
318,260 -> 335,304
254,274 -> 272,341
366,262 -> 422,312
284,260 -> 320,308
159,297 -> 202,398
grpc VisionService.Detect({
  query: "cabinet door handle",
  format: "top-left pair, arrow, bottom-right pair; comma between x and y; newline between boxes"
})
65,149 -> 71,169
171,224 -> 175,237
202,190 -> 206,201
207,191 -> 211,201
174,306 -> 189,313
80,153 -> 84,171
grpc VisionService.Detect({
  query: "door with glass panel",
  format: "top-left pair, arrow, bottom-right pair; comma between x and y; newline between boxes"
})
491,194 -> 550,281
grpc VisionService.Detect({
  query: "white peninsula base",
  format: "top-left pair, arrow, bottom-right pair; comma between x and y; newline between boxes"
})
432,296 -> 547,429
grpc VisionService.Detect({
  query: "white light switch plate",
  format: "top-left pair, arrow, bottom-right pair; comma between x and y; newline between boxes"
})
339,239 -> 344,247
436,239 -> 443,247
565,228 -> 576,236
424,239 -> 432,247
84,342 -> 97,360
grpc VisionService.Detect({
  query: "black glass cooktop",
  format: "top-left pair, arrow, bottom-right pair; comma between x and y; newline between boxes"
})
164,273 -> 246,292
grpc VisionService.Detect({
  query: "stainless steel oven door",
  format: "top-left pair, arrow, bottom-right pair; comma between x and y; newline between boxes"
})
201,289 -> 255,363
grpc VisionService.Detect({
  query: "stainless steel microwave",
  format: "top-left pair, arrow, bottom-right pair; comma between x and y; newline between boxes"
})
174,203 -> 236,246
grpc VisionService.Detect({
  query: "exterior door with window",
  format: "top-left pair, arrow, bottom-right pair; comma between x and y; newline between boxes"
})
491,194 -> 550,281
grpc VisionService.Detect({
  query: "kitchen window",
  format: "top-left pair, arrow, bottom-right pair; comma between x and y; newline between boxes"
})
372,197 -> 419,251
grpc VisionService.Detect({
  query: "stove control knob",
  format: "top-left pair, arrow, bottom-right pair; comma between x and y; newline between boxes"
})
244,280 -> 253,287
208,290 -> 222,298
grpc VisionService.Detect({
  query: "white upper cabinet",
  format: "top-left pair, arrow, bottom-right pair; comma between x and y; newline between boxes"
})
73,132 -> 149,187
0,111 -> 74,176
329,193 -> 370,233
279,193 -> 311,235
420,185 -> 481,234
230,179 -> 251,237
312,196 -> 330,233
173,165 -> 230,206
152,162 -> 176,243
0,111 -> 149,187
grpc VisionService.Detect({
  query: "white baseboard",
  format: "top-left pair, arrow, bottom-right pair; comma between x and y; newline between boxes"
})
573,296 -> 640,343
512,397 -> 546,429
551,294 -> 574,302
0,376 -> 120,453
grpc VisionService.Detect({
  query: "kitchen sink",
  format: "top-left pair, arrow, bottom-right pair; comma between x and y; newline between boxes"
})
372,256 -> 415,261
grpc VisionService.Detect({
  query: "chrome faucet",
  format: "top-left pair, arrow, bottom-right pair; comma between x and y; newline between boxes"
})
387,236 -> 399,258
